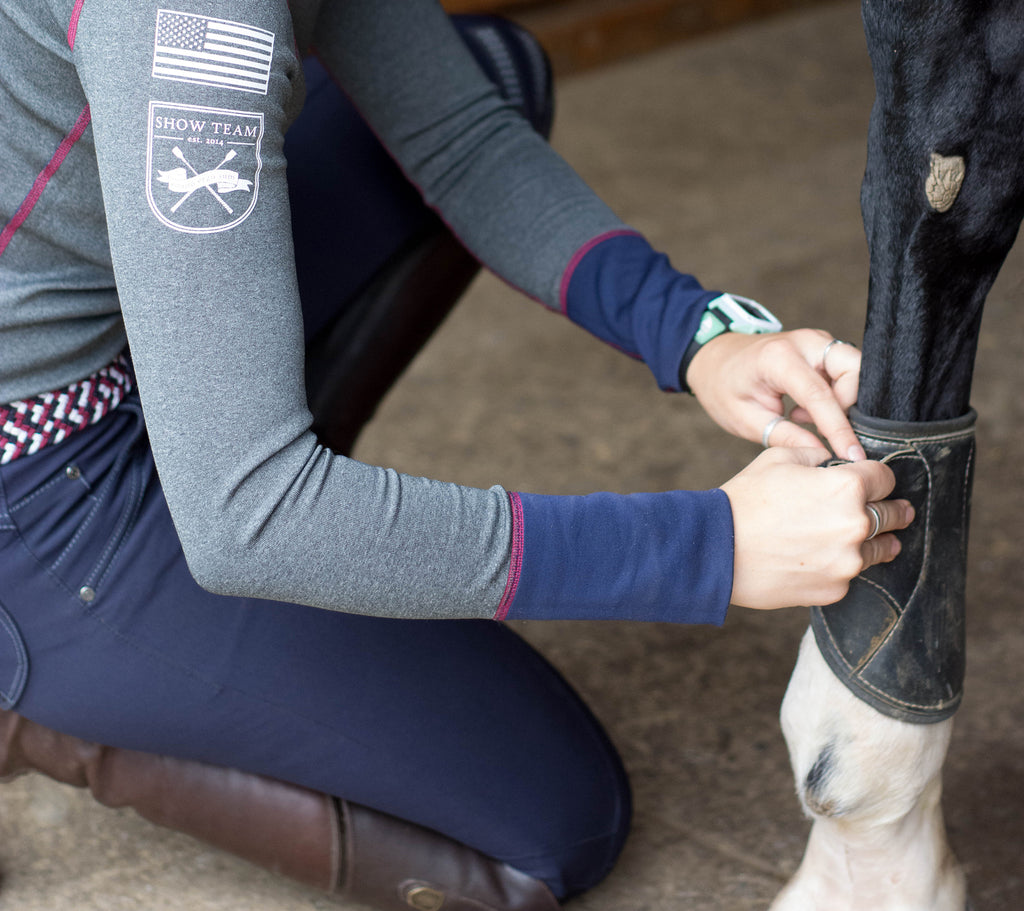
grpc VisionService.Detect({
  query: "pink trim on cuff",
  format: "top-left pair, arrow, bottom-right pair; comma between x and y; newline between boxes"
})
557,229 -> 641,316
494,491 -> 525,621
0,106 -> 92,260
67,0 -> 86,48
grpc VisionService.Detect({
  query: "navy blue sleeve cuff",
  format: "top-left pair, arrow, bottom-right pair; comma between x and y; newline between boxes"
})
560,231 -> 719,392
495,487 -> 734,625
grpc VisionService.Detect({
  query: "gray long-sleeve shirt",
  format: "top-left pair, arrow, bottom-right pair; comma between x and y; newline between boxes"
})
1,0 -> 638,618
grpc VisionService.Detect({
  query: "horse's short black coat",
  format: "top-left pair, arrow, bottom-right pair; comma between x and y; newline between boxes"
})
859,0 -> 1024,421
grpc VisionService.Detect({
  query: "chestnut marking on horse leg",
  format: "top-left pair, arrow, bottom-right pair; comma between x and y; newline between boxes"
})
925,153 -> 966,213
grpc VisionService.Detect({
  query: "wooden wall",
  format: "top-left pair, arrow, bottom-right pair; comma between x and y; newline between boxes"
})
441,0 -> 836,73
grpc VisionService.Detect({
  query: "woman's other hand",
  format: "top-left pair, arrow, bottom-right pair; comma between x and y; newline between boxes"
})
720,446 -> 914,610
685,329 -> 865,462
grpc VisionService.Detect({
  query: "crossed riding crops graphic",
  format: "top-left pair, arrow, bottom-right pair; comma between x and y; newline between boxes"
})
168,145 -> 239,214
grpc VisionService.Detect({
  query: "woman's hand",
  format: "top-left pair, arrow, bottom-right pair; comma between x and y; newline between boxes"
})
685,328 -> 865,461
720,446 -> 914,610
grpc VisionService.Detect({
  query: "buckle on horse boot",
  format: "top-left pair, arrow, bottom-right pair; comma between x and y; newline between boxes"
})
810,407 -> 976,723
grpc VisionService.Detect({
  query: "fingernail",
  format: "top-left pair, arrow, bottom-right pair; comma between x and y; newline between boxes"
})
905,504 -> 916,524
847,443 -> 867,462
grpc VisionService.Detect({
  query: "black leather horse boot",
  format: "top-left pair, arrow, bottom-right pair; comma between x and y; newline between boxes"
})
339,800 -> 560,911
0,708 -> 341,890
811,407 -> 976,722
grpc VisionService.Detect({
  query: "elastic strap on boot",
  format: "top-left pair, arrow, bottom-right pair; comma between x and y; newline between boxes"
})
340,800 -> 561,911
810,406 -> 976,723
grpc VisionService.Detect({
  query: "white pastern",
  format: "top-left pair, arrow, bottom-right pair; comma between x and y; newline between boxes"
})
770,629 -> 966,911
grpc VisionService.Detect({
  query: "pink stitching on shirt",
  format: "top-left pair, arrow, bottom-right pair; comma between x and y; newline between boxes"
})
494,491 -> 525,621
67,0 -> 86,48
558,229 -> 641,316
0,105 -> 92,260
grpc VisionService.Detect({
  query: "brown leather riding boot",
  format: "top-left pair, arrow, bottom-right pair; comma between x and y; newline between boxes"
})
0,708 -> 342,890
339,800 -> 561,911
0,710 -> 561,909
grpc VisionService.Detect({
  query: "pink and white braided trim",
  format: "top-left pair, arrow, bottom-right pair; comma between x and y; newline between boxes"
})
0,354 -> 133,465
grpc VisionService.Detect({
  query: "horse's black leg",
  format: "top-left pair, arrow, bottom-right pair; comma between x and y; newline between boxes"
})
774,9 -> 1024,905
857,0 -> 1024,422
814,0 -> 1024,720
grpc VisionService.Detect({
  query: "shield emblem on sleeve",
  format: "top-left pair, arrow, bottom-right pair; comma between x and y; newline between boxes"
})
146,102 -> 264,233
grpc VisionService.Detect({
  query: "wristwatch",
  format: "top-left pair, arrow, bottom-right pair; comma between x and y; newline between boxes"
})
681,292 -> 783,389
693,292 -> 782,344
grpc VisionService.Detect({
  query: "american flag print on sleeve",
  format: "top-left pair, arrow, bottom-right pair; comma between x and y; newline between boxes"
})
151,9 -> 275,95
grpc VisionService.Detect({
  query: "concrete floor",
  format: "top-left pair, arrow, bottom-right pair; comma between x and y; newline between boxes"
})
2,2 -> 1022,908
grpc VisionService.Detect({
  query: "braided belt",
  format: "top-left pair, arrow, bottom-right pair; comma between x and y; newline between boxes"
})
0,354 -> 134,465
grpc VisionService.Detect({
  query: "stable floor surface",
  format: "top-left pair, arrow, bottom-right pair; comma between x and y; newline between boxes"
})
1,2 -> 1021,908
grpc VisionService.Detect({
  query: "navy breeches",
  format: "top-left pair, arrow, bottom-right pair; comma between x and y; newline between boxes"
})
0,20 -> 630,901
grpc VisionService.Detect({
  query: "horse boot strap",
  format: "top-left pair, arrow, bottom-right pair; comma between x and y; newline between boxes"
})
340,799 -> 561,911
0,709 -> 342,891
810,406 -> 976,723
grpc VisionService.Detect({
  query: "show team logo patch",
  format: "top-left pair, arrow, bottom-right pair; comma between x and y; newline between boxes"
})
152,9 -> 275,95
146,102 -> 264,234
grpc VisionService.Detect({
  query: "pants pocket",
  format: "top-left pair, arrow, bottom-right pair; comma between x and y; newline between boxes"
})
0,597 -> 29,709
5,402 -> 150,604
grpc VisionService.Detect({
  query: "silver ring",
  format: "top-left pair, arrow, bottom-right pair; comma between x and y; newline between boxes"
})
762,415 -> 785,448
822,338 -> 851,372
865,503 -> 882,541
